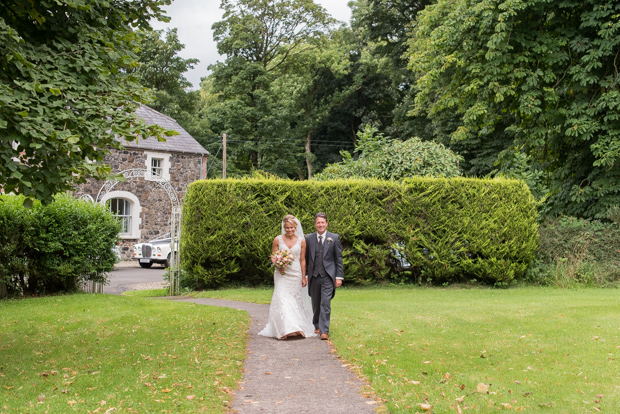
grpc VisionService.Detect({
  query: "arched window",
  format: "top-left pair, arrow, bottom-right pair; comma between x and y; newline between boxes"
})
110,198 -> 132,234
101,191 -> 142,239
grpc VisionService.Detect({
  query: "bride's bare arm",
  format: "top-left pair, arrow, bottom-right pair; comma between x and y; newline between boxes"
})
271,237 -> 279,264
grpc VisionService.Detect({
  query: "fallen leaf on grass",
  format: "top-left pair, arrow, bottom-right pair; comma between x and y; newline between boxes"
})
456,404 -> 463,414
67,400 -> 77,407
161,388 -> 172,393
501,403 -> 512,409
366,401 -> 378,405
476,383 -> 489,393
418,403 -> 433,411
186,395 -> 195,401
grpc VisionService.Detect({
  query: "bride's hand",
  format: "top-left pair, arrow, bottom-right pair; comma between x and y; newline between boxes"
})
301,277 -> 307,287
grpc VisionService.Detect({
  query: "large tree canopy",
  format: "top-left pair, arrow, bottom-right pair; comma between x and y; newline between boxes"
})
407,0 -> 620,218
0,0 -> 173,205
204,0 -> 336,177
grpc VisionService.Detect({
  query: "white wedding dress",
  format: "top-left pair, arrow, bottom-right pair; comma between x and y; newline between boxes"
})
258,235 -> 317,339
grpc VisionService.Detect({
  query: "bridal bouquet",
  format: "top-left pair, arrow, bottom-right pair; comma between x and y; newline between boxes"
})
271,249 -> 294,274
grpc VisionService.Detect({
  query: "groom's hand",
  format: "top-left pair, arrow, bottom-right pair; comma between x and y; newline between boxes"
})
335,279 -> 342,288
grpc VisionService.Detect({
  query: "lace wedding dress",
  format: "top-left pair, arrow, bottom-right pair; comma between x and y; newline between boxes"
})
258,235 -> 316,339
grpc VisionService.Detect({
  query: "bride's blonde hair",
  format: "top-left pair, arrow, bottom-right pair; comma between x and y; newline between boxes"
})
282,214 -> 297,227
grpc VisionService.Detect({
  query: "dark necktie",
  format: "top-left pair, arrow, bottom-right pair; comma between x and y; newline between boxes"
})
319,235 -> 323,245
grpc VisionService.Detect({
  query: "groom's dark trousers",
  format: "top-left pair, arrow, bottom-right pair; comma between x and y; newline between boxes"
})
310,236 -> 333,334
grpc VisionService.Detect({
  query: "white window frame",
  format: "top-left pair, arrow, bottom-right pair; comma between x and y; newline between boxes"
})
109,198 -> 132,235
101,191 -> 142,239
151,157 -> 163,177
144,151 -> 171,181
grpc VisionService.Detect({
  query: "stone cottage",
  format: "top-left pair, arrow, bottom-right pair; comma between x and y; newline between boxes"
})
75,104 -> 208,260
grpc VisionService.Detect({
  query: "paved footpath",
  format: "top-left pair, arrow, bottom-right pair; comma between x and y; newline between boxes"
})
174,298 -> 380,414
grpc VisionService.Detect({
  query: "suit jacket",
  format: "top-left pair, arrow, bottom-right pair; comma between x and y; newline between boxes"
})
305,231 -> 344,299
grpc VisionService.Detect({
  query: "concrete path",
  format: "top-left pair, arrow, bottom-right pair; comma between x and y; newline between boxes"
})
104,266 -> 167,295
173,298 -> 380,414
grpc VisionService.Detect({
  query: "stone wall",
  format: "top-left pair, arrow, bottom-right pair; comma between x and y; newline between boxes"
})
74,148 -> 205,260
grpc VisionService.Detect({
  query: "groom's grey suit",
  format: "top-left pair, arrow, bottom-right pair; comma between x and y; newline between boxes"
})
305,231 -> 343,335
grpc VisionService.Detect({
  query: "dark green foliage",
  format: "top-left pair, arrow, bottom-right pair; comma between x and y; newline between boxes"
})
181,178 -> 538,289
0,0 -> 173,205
134,28 -> 205,139
408,0 -> 620,218
0,195 -> 121,296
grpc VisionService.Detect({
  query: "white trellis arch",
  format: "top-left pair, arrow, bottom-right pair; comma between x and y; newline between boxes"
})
96,168 -> 181,296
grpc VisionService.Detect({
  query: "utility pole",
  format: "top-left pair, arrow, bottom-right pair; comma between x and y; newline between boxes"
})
222,133 -> 227,179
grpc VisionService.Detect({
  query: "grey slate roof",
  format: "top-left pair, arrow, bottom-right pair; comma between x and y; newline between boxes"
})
119,104 -> 208,155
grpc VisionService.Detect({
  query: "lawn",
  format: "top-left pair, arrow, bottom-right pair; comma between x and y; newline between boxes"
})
0,294 -> 249,413
194,286 -> 620,413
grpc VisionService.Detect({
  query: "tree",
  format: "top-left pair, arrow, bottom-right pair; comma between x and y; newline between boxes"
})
0,0 -> 173,205
134,28 -> 200,123
205,0 -> 335,177
407,0 -> 620,218
315,124 -> 462,180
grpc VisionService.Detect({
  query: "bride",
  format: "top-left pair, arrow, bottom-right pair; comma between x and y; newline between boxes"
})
258,214 -> 317,339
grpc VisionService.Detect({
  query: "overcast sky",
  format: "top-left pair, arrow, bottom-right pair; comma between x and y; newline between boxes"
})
150,0 -> 353,90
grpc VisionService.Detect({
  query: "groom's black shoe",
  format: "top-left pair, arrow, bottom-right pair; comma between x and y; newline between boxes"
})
320,333 -> 329,340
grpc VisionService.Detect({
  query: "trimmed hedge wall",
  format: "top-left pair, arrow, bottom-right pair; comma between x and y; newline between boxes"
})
0,194 -> 120,296
181,178 -> 538,289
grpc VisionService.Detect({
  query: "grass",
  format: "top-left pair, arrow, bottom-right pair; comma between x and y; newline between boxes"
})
0,294 -> 249,413
197,286 -> 620,413
192,287 -> 272,304
121,288 -> 170,297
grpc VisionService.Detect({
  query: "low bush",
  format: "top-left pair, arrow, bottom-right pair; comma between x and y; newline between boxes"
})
181,177 -> 538,289
526,216 -> 620,287
315,125 -> 463,181
0,194 -> 120,296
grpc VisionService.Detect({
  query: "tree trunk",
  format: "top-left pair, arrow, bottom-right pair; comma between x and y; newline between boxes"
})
305,131 -> 312,180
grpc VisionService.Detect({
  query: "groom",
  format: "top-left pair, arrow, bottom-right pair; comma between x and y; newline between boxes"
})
305,212 -> 343,340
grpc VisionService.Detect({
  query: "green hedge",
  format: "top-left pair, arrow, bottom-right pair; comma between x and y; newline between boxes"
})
0,194 -> 120,296
181,178 -> 538,289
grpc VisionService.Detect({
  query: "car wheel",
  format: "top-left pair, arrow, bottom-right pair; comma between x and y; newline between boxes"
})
139,262 -> 153,269
163,253 -> 171,268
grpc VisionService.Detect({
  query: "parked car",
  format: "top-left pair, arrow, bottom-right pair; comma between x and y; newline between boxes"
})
132,233 -> 177,268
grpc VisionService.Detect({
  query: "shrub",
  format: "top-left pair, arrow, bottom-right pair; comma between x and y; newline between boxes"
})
181,177 -> 538,289
315,125 -> 463,181
0,194 -> 120,296
527,216 -> 620,287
